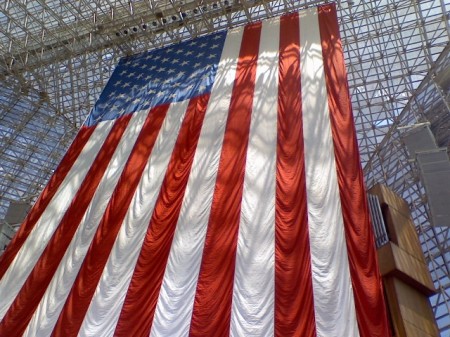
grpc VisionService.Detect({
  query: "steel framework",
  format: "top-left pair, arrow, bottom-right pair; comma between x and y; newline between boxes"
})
0,0 -> 449,334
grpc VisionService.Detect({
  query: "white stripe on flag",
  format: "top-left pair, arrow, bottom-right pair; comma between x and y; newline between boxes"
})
77,100 -> 189,337
149,26 -> 244,337
22,110 -> 147,337
300,8 -> 359,337
230,16 -> 278,337
0,121 -> 113,320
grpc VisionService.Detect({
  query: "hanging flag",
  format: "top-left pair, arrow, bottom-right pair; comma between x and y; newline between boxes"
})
0,4 -> 391,337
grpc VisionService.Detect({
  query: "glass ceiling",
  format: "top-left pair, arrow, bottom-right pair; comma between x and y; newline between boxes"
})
0,0 -> 449,334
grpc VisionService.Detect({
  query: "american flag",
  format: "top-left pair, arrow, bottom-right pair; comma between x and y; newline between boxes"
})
0,4 -> 391,337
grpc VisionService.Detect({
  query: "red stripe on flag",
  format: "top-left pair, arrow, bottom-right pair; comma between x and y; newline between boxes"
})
275,12 -> 316,337
0,125 -> 96,279
0,115 -> 132,337
189,23 -> 261,337
51,105 -> 169,337
318,4 -> 391,337
114,94 -> 210,337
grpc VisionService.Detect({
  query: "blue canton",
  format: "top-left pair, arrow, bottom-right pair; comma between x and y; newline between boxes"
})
86,31 -> 227,126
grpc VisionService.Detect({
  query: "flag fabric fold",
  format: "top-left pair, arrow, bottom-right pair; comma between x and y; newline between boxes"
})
0,4 -> 391,337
